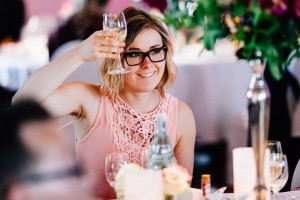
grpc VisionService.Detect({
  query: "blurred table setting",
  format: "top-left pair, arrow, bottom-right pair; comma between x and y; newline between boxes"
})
0,15 -> 52,91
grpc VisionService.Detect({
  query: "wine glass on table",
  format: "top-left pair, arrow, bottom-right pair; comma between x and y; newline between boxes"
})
103,12 -> 131,75
267,140 -> 283,155
140,145 -> 151,168
267,141 -> 289,200
105,152 -> 129,199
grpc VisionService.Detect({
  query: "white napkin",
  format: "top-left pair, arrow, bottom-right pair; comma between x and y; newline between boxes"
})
124,169 -> 164,200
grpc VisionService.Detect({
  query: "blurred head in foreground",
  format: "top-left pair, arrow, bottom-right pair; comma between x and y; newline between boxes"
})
0,101 -> 90,200
0,0 -> 25,46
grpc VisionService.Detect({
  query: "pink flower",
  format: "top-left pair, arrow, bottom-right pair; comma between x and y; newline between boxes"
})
162,164 -> 193,195
294,0 -> 300,19
259,0 -> 288,15
259,0 -> 300,20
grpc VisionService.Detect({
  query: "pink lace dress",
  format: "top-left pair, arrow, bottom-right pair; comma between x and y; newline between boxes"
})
76,93 -> 178,199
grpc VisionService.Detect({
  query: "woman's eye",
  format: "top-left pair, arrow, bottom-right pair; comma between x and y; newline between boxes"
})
127,52 -> 141,58
150,49 -> 161,55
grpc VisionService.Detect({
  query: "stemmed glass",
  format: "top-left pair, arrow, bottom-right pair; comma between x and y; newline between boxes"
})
267,141 -> 289,200
140,145 -> 151,168
267,140 -> 283,155
105,152 -> 129,199
103,12 -> 131,75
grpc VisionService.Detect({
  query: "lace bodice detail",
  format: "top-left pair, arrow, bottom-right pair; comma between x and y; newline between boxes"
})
108,95 -> 172,164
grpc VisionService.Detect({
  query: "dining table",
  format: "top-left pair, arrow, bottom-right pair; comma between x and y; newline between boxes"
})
177,188 -> 300,200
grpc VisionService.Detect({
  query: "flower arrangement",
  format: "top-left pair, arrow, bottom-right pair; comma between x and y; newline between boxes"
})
163,164 -> 193,199
164,0 -> 300,80
115,163 -> 144,197
115,163 -> 192,199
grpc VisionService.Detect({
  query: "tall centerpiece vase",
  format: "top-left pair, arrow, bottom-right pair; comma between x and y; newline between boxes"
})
247,59 -> 270,200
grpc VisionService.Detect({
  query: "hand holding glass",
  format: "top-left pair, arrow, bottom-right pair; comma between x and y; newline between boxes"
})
103,12 -> 131,75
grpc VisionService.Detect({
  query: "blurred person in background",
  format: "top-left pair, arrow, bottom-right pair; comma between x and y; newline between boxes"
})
48,0 -> 108,58
0,101 -> 91,200
0,0 -> 25,107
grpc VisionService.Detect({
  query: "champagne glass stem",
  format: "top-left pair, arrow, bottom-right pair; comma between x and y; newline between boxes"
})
271,188 -> 278,200
118,53 -> 122,68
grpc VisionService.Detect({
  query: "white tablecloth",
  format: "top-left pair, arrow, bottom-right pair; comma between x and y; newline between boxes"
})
0,54 -> 41,91
179,188 -> 300,200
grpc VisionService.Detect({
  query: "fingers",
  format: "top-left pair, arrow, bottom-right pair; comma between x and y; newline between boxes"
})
95,45 -> 123,54
95,30 -> 118,38
95,52 -> 119,59
78,30 -> 126,61
94,30 -> 125,47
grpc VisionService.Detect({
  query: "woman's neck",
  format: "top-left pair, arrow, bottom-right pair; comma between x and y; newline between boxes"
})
119,90 -> 161,113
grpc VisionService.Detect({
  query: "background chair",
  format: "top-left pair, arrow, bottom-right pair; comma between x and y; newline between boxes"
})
191,140 -> 227,189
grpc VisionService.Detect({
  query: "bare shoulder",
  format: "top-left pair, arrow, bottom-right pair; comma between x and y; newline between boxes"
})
174,100 -> 196,174
177,100 -> 196,137
178,100 -> 194,121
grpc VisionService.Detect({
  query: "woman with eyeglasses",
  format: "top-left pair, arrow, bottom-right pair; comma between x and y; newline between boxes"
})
13,7 -> 196,199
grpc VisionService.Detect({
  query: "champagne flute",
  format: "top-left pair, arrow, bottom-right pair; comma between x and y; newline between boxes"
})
103,12 -> 131,75
105,152 -> 129,199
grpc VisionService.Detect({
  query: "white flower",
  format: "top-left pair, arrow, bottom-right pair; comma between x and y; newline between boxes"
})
115,163 -> 144,197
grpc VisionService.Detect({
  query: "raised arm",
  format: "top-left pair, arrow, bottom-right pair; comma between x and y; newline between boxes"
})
174,101 -> 196,176
12,30 -> 124,105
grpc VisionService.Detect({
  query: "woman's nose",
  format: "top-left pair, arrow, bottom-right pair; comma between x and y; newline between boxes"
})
140,55 -> 152,68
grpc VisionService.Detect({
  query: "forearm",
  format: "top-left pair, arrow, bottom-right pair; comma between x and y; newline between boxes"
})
12,47 -> 84,104
12,30 -> 124,105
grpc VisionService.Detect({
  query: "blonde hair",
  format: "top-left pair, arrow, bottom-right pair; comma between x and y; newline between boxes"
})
100,7 -> 177,97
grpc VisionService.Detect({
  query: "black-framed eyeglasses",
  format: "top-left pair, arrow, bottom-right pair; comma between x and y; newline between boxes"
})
123,46 -> 168,66
19,163 -> 83,184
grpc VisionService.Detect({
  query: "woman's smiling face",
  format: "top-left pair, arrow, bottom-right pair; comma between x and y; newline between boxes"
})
122,28 -> 166,93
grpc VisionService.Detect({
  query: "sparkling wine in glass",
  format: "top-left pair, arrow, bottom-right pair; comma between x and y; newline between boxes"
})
269,153 -> 289,200
105,152 -> 129,199
103,12 -> 131,75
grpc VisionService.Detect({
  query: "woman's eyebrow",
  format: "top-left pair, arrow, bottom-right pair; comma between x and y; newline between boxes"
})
150,44 -> 162,48
127,47 -> 140,51
127,44 -> 163,51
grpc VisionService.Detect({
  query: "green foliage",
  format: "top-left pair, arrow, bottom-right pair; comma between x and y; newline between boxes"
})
164,0 -> 300,80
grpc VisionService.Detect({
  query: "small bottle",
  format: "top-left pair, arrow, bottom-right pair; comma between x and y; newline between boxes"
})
202,174 -> 211,198
146,113 -> 177,169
